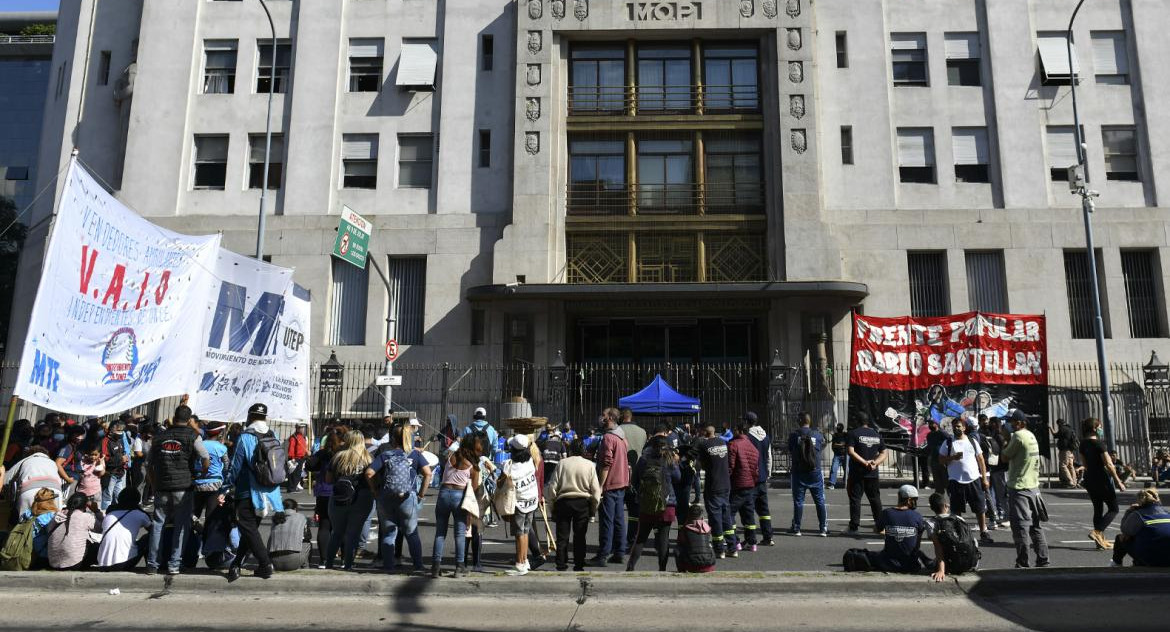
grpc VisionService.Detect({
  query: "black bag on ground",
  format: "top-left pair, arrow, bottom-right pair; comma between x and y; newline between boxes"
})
934,515 -> 981,574
842,548 -> 873,572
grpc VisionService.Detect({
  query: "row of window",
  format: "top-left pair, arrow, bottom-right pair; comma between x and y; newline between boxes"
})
198,37 -> 438,95
907,249 -> 1166,339
838,125 -> 1140,184
190,131 -> 485,191
845,29 -> 1132,87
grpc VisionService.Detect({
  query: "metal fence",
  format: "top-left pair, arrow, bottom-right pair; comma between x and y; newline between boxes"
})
1,359 -> 1164,474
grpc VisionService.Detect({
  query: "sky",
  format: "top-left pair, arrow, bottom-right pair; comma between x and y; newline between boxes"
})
2,0 -> 60,12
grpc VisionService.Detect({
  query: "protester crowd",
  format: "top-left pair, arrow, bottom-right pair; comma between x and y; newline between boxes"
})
2,402 -> 1168,579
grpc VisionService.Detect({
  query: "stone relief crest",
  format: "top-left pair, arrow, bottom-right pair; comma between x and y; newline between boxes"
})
550,0 -> 565,19
762,0 -> 778,19
789,95 -> 805,119
791,129 -> 807,154
574,0 -> 588,20
740,0 -> 754,18
788,61 -> 803,83
528,0 -> 542,20
526,97 -> 541,121
786,0 -> 800,19
787,29 -> 802,51
527,31 -> 542,55
526,64 -> 542,86
525,132 -> 540,155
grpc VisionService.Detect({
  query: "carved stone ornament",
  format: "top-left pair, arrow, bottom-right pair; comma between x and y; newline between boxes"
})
574,0 -> 588,21
762,0 -> 778,18
740,0 -> 754,18
528,0 -> 542,20
787,28 -> 802,51
791,129 -> 807,154
786,0 -> 800,19
525,131 -> 540,155
526,97 -> 541,121
550,0 -> 565,19
527,31 -> 542,55
788,61 -> 803,83
526,64 -> 542,86
789,94 -> 805,119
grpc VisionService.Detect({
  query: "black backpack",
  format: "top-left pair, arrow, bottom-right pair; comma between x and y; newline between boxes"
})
331,473 -> 360,506
638,457 -> 669,516
934,515 -> 981,574
842,548 -> 874,572
247,430 -> 288,488
105,437 -> 127,474
794,432 -> 818,473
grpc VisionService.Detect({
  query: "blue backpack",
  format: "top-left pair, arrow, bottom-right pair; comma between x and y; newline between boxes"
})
380,450 -> 416,497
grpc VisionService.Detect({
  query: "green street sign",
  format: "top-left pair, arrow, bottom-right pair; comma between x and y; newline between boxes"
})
332,205 -> 371,269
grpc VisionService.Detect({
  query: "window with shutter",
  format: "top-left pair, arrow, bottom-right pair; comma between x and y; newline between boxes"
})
953,127 -> 990,183
1091,31 -> 1129,85
342,133 -> 379,189
193,135 -> 229,189
256,40 -> 291,94
248,134 -> 284,189
348,38 -> 384,92
396,41 -> 438,90
1064,250 -> 1111,339
1046,126 -> 1080,181
944,33 -> 981,86
891,33 -> 928,86
1102,126 -> 1139,181
965,251 -> 1008,313
908,252 -> 950,318
388,258 -> 427,345
203,40 -> 238,94
897,128 -> 936,184
330,258 -> 368,346
1121,250 -> 1166,338
1038,33 -> 1080,86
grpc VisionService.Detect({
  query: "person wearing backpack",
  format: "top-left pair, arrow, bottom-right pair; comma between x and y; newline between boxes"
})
321,429 -> 373,571
100,420 -> 132,511
540,428 -> 566,487
939,418 -> 994,545
626,435 -> 681,572
926,491 -> 980,581
727,422 -> 760,551
220,403 -> 283,581
788,413 -> 828,537
675,503 -> 716,573
1002,411 -> 1050,569
365,423 -> 432,574
146,406 -> 209,576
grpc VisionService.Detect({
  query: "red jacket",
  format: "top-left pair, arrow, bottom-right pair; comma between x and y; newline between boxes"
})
287,433 -> 309,459
727,435 -> 759,490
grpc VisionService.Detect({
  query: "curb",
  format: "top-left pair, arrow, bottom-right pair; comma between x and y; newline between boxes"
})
3,567 -> 1159,599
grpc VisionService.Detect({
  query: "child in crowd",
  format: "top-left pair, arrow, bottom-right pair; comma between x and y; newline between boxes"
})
77,448 -> 106,505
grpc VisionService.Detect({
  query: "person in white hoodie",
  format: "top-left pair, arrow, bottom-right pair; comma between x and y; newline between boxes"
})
744,413 -> 775,545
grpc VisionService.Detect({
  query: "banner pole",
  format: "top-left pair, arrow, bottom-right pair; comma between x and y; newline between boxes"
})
0,396 -> 20,468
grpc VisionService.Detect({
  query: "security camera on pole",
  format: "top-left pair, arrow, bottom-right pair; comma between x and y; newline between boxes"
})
1066,0 -> 1116,453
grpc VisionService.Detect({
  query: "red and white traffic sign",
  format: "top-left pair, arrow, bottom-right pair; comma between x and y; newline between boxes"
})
385,339 -> 398,361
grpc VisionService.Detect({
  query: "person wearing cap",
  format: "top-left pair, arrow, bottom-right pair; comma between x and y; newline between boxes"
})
876,485 -> 943,576
285,424 -> 310,493
220,403 -> 282,581
497,434 -> 541,575
1002,411 -> 1050,568
845,412 -> 887,534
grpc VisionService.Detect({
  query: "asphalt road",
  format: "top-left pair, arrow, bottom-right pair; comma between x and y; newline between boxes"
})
296,483 -> 1133,574
0,590 -> 1160,631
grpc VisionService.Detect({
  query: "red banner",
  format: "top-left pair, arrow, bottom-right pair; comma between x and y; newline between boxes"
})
850,312 -> 1047,391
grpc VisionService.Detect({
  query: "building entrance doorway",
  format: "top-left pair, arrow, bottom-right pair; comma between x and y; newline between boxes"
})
572,317 -> 760,364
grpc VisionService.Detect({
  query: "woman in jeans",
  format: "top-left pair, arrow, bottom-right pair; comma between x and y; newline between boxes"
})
323,430 -> 373,570
431,435 -> 482,578
626,435 -> 681,572
307,427 -> 341,568
1080,417 -> 1127,550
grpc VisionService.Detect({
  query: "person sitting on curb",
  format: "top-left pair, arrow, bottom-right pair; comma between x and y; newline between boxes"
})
268,498 -> 312,571
844,485 -> 945,580
675,503 -> 716,573
1112,487 -> 1170,567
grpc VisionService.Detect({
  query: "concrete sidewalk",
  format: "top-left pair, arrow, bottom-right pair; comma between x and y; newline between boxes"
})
0,567 -> 1159,599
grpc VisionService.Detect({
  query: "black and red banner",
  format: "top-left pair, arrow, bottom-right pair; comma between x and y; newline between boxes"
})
847,312 -> 1049,449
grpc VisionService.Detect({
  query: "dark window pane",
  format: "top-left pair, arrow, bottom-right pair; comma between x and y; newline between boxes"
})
955,164 -> 989,183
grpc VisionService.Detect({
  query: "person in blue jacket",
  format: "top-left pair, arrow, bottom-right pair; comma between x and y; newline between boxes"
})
1112,487 -> 1170,567
219,403 -> 282,581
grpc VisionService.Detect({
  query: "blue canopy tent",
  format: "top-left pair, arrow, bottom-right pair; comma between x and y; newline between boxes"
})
617,375 -> 701,415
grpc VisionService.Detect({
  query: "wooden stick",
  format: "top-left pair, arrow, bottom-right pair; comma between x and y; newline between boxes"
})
538,498 -> 556,552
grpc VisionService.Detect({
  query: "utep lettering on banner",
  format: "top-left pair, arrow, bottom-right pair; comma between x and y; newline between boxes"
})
847,312 -> 1048,450
14,160 -> 221,415
188,247 -> 311,423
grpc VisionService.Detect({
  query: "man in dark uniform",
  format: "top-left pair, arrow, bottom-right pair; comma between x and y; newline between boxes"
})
846,412 -> 887,534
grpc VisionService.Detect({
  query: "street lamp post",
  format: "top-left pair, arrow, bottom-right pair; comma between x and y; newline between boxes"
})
255,0 -> 276,260
1067,0 -> 1116,452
